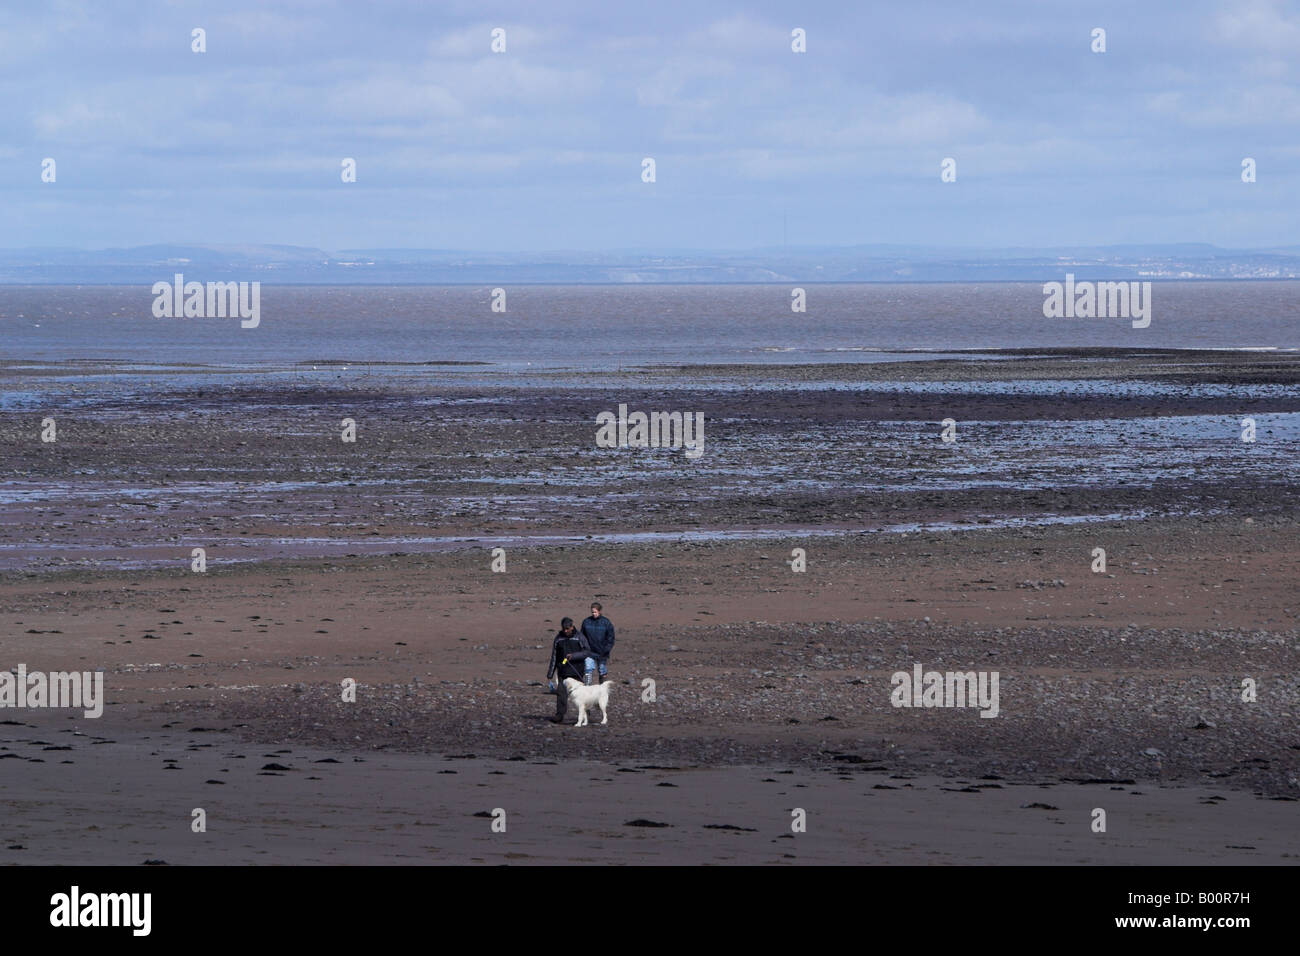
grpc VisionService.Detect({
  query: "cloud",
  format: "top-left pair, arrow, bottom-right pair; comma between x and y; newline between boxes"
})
429,23 -> 559,59
2,0 -> 1298,250
1145,84 -> 1300,126
1214,0 -> 1300,54
325,75 -> 463,120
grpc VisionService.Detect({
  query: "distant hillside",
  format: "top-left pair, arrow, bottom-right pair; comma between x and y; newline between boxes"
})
2,244 -> 1299,284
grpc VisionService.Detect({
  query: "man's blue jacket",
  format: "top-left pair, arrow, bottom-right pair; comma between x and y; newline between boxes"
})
581,615 -> 615,660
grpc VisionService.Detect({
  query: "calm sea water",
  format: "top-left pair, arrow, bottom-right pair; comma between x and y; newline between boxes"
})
2,282 -> 1297,368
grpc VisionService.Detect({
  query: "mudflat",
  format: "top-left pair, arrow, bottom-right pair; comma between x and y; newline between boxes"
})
1,352 -> 1297,863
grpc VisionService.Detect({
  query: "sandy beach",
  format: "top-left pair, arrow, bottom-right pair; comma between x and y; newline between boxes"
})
6,719 -> 1296,865
2,351 -> 1298,864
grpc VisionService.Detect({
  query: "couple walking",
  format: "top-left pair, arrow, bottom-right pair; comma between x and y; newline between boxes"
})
546,602 -> 615,724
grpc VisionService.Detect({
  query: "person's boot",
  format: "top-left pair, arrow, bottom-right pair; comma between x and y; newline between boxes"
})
584,671 -> 593,685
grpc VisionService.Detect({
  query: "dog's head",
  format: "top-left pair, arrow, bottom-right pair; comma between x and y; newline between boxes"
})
562,677 -> 583,692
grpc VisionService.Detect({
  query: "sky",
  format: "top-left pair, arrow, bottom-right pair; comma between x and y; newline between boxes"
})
2,0 -> 1299,252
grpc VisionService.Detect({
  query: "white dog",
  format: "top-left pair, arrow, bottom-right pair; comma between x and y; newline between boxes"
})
562,678 -> 611,727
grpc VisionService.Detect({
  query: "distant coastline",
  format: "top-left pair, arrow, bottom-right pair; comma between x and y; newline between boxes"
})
4,242 -> 1300,284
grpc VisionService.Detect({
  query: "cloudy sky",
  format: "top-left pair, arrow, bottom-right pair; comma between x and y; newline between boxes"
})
2,0 -> 1298,251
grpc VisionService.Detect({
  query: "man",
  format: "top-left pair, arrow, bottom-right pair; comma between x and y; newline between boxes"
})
546,618 -> 590,724
580,602 -> 615,684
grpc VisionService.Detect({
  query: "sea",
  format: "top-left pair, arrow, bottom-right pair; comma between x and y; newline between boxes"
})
2,282 -> 1297,368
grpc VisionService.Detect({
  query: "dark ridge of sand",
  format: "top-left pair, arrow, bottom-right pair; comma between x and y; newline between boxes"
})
296,359 -> 492,366
667,351 -> 1300,384
6,347 -> 1300,382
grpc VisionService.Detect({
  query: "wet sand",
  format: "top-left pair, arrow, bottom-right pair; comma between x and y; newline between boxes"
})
3,517 -> 1297,801
3,351 -> 1299,572
1,351 -> 1297,864
4,718 -> 1294,865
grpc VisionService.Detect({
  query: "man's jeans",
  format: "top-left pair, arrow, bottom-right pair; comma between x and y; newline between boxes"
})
584,657 -> 608,682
